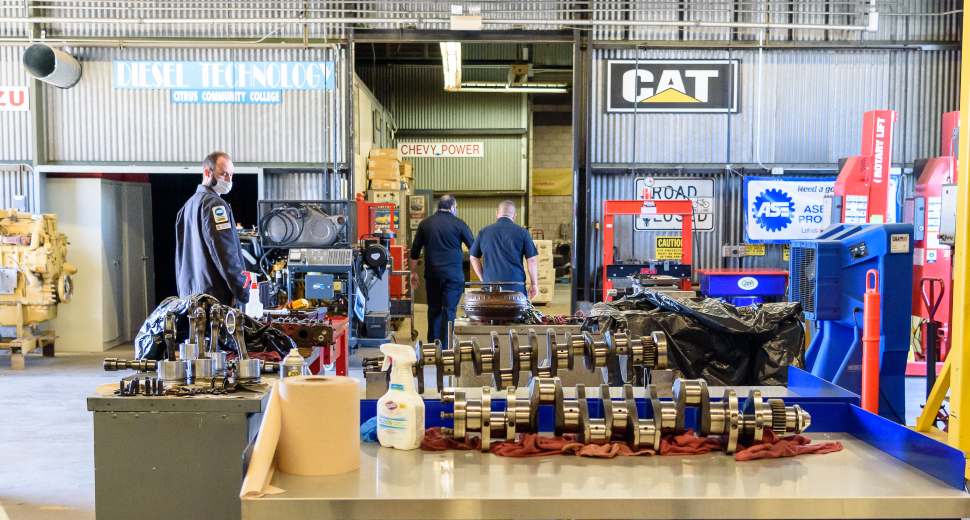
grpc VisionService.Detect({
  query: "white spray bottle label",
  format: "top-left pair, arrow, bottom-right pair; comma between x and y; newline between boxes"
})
376,344 -> 425,450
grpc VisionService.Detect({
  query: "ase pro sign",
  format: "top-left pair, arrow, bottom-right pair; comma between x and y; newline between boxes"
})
744,177 -> 836,243
399,142 -> 484,158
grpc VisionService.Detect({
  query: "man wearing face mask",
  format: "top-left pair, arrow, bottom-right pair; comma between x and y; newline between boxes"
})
409,194 -> 475,344
175,151 -> 249,307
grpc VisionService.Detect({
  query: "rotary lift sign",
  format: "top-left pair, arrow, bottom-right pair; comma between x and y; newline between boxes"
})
633,178 -> 715,232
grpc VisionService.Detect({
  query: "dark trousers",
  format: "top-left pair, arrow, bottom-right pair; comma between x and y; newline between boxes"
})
425,267 -> 465,345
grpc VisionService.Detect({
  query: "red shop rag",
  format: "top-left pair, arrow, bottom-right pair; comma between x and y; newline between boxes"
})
491,433 -> 575,457
734,429 -> 843,461
659,429 -> 723,455
421,427 -> 482,451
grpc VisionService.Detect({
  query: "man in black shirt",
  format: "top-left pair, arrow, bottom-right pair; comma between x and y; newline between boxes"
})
409,195 -> 475,344
470,201 -> 539,299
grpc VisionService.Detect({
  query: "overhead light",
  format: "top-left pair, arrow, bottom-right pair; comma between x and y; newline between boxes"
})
459,81 -> 569,93
440,42 -> 462,91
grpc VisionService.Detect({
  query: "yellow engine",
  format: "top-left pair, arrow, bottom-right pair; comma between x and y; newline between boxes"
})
0,209 -> 77,328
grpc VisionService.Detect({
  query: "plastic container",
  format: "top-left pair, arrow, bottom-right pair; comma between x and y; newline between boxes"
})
245,279 -> 263,318
376,343 -> 425,450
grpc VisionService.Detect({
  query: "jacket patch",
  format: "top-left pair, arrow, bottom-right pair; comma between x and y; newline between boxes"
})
212,206 -> 229,223
216,222 -> 232,231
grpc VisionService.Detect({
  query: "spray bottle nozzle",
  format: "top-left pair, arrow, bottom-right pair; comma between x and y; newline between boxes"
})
381,356 -> 392,371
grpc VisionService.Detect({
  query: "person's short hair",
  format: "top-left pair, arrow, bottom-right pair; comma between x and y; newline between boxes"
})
498,200 -> 516,215
203,151 -> 231,174
438,194 -> 456,210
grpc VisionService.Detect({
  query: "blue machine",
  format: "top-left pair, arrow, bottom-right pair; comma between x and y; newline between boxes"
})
789,223 -> 913,421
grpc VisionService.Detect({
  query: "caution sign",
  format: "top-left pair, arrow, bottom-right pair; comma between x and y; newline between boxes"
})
783,244 -> 790,262
744,243 -> 765,256
655,236 -> 683,260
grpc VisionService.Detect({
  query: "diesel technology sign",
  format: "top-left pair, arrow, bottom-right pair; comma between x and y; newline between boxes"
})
606,60 -> 739,113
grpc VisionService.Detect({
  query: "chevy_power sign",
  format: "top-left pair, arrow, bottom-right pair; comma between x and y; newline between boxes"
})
398,142 -> 484,158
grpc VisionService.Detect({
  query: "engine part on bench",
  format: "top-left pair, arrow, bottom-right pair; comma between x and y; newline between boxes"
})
163,312 -> 178,360
263,318 -> 334,350
179,342 -> 199,361
262,361 -> 280,374
103,358 -> 158,372
156,360 -> 188,385
187,304 -> 206,348
225,309 -> 250,360
209,350 -> 228,377
234,358 -> 262,383
461,282 -> 531,323
190,358 -> 214,385
439,378 -> 813,454
208,305 -> 227,357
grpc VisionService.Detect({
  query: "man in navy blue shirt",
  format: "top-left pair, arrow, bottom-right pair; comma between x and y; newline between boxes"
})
470,201 -> 539,299
409,195 -> 475,343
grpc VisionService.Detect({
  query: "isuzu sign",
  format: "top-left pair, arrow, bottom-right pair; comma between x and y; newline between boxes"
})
606,60 -> 739,113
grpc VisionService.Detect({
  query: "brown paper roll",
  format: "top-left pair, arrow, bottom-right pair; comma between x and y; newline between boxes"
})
277,375 -> 361,475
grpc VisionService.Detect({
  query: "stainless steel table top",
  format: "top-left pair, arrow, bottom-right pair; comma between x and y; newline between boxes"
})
242,433 -> 970,519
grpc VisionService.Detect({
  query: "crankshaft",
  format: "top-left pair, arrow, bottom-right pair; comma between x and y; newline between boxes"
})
362,328 -> 669,393
439,377 -> 811,454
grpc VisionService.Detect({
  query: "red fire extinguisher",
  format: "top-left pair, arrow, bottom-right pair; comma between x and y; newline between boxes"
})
862,269 -> 881,414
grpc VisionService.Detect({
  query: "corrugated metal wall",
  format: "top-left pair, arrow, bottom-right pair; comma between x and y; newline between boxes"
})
453,195 -> 527,236
0,167 -> 36,212
263,170 -> 340,200
0,46 -> 31,162
592,48 -> 960,165
43,46 -> 348,164
585,47 -> 960,294
397,138 -> 526,192
358,67 -> 526,131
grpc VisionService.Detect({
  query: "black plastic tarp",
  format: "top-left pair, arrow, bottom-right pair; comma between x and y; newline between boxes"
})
583,292 -> 805,386
134,293 -> 294,360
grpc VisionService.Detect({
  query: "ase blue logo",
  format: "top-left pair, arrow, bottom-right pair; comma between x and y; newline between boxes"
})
753,188 -> 795,232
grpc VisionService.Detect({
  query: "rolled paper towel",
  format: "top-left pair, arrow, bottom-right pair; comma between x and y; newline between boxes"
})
278,375 -> 361,475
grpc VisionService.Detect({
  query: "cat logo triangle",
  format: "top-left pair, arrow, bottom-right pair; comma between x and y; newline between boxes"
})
644,88 -> 699,103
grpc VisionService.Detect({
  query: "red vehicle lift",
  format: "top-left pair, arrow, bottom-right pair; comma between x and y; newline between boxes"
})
833,110 -> 897,224
908,111 -> 959,376
602,191 -> 693,301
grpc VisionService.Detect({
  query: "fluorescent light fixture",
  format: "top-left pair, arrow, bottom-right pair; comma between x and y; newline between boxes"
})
458,81 -> 569,93
440,41 -> 462,91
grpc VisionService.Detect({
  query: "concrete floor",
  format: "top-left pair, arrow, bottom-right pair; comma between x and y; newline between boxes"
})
0,286 -> 947,519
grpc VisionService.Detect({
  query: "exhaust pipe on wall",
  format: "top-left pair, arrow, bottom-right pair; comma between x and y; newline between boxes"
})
23,44 -> 82,88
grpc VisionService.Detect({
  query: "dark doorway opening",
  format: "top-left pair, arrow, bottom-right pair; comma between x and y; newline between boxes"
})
148,174 -> 259,307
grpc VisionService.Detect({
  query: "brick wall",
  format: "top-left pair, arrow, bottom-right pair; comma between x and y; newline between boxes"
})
531,125 -> 573,242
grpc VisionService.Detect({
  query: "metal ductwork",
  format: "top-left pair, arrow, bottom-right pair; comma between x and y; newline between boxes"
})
23,44 -> 82,88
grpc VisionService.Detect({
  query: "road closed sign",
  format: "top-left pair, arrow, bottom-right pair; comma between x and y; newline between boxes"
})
399,142 -> 484,158
634,178 -> 715,232
0,86 -> 28,111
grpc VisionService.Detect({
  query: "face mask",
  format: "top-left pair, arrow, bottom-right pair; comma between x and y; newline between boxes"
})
213,179 -> 233,195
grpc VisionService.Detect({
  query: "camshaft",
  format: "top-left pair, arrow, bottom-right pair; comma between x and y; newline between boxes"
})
439,377 -> 811,454
362,328 -> 669,393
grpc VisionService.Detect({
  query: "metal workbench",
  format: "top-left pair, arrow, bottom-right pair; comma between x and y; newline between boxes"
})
243,433 -> 969,520
241,369 -> 970,519
89,383 -> 271,520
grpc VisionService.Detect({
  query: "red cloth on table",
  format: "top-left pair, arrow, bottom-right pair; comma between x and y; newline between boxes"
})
659,429 -> 723,455
421,427 -> 482,451
734,429 -> 843,461
492,433 -> 574,457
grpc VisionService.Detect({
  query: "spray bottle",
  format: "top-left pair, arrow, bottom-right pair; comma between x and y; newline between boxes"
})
377,343 -> 425,450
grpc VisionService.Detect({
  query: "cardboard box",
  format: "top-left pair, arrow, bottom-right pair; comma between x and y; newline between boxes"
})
536,269 -> 556,284
534,240 -> 554,257
369,179 -> 402,191
534,283 -> 555,302
369,148 -> 399,160
367,168 -> 401,181
537,255 -> 554,269
368,157 -> 400,171
399,161 -> 413,177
